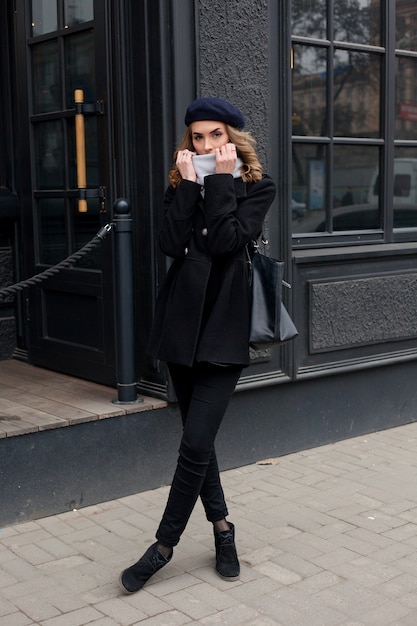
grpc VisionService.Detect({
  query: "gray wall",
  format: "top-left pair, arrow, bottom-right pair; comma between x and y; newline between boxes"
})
198,0 -> 271,168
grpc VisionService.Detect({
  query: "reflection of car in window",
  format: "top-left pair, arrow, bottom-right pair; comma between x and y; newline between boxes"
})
297,203 -> 417,232
368,158 -> 417,206
291,197 -> 306,219
294,158 -> 417,232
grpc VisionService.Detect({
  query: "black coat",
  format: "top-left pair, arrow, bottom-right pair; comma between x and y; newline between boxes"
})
148,173 -> 276,367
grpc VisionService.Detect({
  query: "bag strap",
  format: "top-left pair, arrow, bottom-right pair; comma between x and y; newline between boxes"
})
245,236 -> 292,290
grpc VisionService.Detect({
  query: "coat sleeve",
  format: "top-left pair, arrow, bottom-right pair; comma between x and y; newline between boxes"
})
158,180 -> 202,258
203,174 -> 276,256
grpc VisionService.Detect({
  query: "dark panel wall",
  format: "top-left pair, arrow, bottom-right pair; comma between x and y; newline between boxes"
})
293,246 -> 417,378
0,242 -> 16,359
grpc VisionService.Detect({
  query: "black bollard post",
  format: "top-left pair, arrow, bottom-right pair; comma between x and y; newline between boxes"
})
112,198 -> 143,404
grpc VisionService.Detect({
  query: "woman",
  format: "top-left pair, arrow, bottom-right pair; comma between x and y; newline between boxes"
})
119,97 -> 276,594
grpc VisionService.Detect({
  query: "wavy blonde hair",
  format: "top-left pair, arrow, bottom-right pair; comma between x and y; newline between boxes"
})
168,124 -> 263,188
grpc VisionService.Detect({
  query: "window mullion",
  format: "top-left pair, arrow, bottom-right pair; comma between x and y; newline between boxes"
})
383,0 -> 396,241
327,0 -> 334,233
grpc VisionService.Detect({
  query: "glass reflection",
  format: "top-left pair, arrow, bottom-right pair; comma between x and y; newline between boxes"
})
333,50 -> 380,138
291,0 -> 327,39
65,31 -> 95,109
334,0 -> 381,46
34,121 -> 64,190
38,199 -> 66,265
292,143 -> 327,233
73,199 -> 101,269
64,0 -> 94,28
292,144 -> 382,233
392,147 -> 417,229
31,0 -> 57,36
33,40 -> 61,114
332,145 -> 380,231
395,57 -> 417,140
396,1 -> 417,52
292,45 -> 327,137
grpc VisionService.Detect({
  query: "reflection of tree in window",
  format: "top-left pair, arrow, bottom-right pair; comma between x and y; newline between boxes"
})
291,0 -> 327,38
292,5 -> 381,140
396,1 -> 417,52
292,0 -> 380,45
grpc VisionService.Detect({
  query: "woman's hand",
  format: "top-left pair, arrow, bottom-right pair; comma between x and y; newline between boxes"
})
215,143 -> 237,174
176,149 -> 197,182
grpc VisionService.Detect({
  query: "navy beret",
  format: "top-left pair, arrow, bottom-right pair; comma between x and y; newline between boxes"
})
184,97 -> 245,129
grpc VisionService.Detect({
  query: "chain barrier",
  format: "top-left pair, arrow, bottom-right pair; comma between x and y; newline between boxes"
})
0,223 -> 113,301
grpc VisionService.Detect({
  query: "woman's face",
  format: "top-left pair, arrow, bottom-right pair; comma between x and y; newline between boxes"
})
190,121 -> 230,155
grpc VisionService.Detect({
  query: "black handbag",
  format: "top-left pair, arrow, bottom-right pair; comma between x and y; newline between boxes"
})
246,243 -> 298,349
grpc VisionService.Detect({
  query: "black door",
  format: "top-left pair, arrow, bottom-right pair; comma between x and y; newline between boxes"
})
15,0 -> 116,384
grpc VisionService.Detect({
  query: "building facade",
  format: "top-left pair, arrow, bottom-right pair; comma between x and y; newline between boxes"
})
1,0 -> 417,461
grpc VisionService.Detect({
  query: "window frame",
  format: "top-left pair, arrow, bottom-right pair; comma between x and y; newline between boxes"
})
291,0 -> 417,248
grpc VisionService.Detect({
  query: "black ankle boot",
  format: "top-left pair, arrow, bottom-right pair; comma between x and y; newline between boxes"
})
214,522 -> 240,581
119,542 -> 172,594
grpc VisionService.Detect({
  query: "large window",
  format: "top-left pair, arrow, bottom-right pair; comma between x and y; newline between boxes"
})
291,0 -> 417,243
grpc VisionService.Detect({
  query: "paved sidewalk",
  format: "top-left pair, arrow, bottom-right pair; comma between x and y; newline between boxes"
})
2,422 -> 417,625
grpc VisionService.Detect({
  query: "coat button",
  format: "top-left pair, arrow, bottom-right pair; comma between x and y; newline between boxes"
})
202,228 -> 208,236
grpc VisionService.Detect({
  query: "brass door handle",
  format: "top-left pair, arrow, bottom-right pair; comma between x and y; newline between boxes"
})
74,89 -> 87,213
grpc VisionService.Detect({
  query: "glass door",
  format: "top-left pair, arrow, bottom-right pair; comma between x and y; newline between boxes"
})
16,0 -> 116,384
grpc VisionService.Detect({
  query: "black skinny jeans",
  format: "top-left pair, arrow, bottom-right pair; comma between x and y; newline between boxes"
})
156,362 -> 242,548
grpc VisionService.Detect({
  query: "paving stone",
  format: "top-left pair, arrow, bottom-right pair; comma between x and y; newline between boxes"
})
185,581 -> 239,611
199,603 -> 260,625
0,556 -> 40,581
253,561 -> 302,585
400,591 -> 417,610
2,529 -> 52,548
36,538 -> 79,559
241,545 -> 283,567
369,541 -> 415,563
355,599 -> 412,625
391,610 -> 417,626
292,570 -> 342,595
0,548 -> 19,565
227,576 -> 281,602
123,588 -> 173,616
345,526 -> 395,549
163,587 -> 218,620
242,617 -> 284,626
329,531 -> 376,556
313,580 -> 389,617
273,551 -> 323,578
11,594 -> 61,622
93,598 -> 147,624
83,617 -> 119,626
0,596 -> 18,617
10,543 -> 57,566
378,572 -> 417,598
0,614 -> 34,626
40,607 -> 105,626
249,587 -> 346,626
142,572 -> 202,597
131,610 -> 192,625
382,522 -> 417,541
